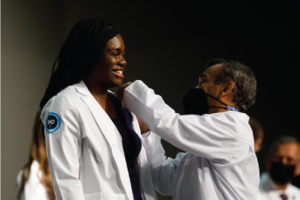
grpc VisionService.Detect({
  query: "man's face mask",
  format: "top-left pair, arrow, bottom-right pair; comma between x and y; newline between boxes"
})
182,88 -> 209,115
270,161 -> 296,185
182,88 -> 238,115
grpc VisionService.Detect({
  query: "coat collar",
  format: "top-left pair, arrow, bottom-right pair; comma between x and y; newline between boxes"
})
74,81 -> 89,96
72,81 -> 156,199
76,82 -> 118,147
262,172 -> 294,192
74,81 -> 118,98
75,81 -> 135,199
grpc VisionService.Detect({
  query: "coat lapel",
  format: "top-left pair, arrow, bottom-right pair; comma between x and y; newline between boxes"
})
74,81 -> 134,200
108,93 -> 158,199
131,114 -> 157,200
81,94 -> 118,146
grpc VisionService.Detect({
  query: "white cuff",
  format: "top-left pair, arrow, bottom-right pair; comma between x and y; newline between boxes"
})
141,130 -> 152,138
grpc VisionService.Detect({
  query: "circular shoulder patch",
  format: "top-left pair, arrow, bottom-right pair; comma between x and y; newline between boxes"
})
46,112 -> 61,133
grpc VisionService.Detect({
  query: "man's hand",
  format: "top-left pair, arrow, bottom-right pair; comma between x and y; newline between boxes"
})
137,117 -> 149,134
116,82 -> 132,100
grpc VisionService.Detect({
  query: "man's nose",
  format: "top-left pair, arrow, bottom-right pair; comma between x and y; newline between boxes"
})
282,157 -> 288,164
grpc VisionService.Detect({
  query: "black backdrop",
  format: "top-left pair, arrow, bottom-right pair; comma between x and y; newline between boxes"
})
100,1 -> 297,174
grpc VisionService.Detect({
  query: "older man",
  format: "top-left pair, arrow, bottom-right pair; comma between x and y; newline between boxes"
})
257,136 -> 300,200
117,58 -> 259,199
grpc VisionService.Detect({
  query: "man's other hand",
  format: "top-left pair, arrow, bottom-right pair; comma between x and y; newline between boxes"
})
137,117 -> 149,134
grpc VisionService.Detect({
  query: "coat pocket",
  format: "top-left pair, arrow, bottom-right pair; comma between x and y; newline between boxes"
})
84,192 -> 127,200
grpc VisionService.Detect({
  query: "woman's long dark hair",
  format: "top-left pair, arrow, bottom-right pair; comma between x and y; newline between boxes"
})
40,18 -> 120,110
18,112 -> 55,200
30,18 -> 119,199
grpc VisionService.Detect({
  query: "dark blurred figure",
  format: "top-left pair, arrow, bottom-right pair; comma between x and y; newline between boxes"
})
249,117 -> 264,153
292,173 -> 300,190
257,136 -> 300,200
292,175 -> 300,191
16,112 -> 55,200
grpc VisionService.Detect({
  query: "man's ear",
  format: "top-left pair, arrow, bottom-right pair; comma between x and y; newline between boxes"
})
220,81 -> 234,97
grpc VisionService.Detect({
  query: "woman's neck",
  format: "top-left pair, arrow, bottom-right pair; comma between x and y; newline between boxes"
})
84,80 -> 117,118
84,80 -> 109,104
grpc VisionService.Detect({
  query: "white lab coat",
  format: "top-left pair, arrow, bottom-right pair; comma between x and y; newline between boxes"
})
257,172 -> 300,200
123,80 -> 260,200
41,81 -> 157,200
16,160 -> 48,200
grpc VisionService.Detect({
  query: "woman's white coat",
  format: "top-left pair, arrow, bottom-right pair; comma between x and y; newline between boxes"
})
41,81 -> 157,200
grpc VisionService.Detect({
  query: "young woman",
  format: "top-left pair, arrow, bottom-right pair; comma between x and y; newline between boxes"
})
39,18 -> 157,200
16,112 -> 55,200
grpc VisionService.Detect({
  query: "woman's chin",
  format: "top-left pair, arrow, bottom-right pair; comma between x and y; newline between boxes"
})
108,80 -> 123,88
115,80 -> 123,87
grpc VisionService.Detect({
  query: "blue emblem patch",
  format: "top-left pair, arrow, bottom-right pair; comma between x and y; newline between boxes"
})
46,112 -> 61,133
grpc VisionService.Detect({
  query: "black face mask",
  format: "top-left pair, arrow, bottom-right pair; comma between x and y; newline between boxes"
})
182,88 -> 209,115
182,88 -> 238,115
270,162 -> 296,185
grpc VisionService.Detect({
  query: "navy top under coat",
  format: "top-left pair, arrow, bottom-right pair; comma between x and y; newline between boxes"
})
108,93 -> 143,200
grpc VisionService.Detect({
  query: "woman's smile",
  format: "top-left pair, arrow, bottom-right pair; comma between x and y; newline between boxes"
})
112,69 -> 124,78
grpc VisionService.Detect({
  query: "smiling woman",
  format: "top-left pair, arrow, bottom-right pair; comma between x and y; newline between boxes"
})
87,34 -> 126,87
39,18 -> 157,200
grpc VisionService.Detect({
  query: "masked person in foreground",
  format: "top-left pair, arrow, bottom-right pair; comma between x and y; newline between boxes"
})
117,58 -> 259,200
257,136 -> 300,200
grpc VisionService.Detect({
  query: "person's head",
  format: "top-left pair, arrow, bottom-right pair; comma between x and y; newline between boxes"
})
85,33 -> 126,89
199,58 -> 257,112
18,111 -> 55,200
249,117 -> 264,153
40,18 -> 123,109
266,136 -> 300,188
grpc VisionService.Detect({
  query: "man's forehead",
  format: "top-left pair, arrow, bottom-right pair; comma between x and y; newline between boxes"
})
274,142 -> 300,157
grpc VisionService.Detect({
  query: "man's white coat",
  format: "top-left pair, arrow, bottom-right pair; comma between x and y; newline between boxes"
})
123,80 -> 260,200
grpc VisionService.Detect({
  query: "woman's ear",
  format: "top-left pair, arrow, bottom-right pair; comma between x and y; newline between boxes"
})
220,81 -> 234,97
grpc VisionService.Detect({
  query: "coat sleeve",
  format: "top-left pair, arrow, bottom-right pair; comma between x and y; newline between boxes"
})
123,80 -> 247,164
41,95 -> 85,200
141,132 -> 185,196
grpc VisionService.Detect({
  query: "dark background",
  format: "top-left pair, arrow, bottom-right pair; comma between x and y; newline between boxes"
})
112,0 -> 297,174
2,1 -> 297,199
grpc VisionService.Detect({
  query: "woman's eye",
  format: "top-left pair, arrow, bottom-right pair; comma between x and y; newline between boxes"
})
111,53 -> 119,57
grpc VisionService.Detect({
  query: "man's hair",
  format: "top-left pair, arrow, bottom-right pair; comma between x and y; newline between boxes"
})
268,135 -> 300,157
40,18 -> 120,110
205,58 -> 257,112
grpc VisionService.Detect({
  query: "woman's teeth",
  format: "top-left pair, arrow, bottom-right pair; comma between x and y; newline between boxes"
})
112,71 -> 122,75
112,70 -> 124,78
